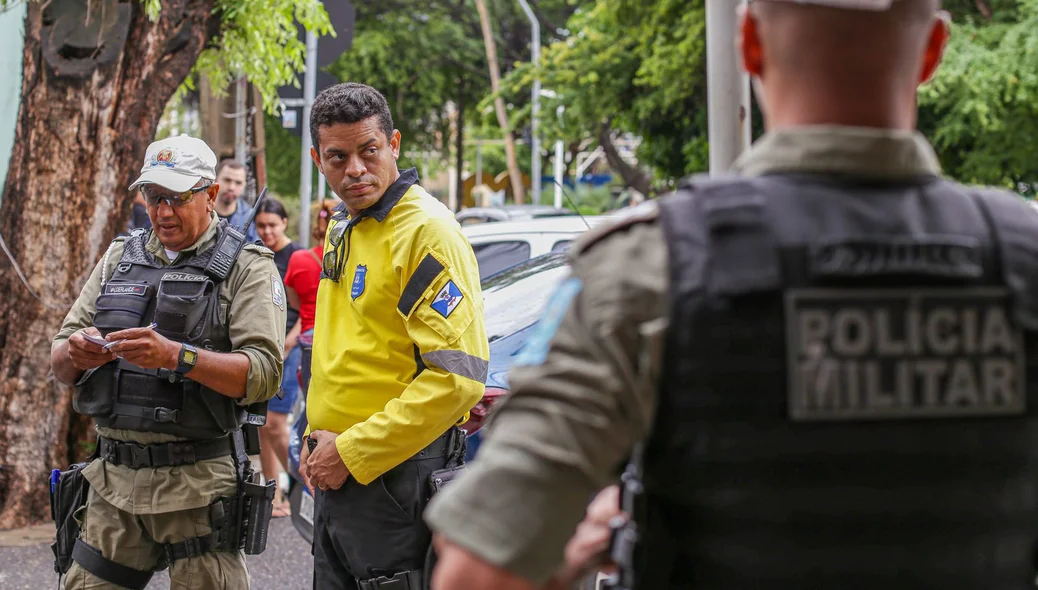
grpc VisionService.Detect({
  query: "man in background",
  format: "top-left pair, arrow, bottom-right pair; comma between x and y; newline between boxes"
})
214,158 -> 259,243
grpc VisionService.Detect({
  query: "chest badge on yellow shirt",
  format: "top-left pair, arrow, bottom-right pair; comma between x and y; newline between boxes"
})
431,280 -> 464,318
351,265 -> 367,299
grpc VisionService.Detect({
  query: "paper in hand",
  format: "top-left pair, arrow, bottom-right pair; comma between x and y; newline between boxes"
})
84,333 -> 122,350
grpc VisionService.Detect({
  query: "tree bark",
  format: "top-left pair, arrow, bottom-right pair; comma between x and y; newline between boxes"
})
597,122 -> 652,197
0,0 -> 218,529
473,0 -> 526,204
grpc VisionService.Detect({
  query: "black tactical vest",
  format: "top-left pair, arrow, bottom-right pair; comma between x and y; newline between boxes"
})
73,224 -> 248,440
642,174 -> 1038,589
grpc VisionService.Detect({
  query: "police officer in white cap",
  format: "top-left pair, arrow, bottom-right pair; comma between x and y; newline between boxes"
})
426,1 -> 1038,589
51,134 -> 285,589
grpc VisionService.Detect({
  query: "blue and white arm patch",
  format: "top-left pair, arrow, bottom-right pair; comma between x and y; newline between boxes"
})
514,277 -> 583,367
431,280 -> 464,318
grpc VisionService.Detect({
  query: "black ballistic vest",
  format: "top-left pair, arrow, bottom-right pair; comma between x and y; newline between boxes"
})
643,174 -> 1038,589
73,225 -> 247,440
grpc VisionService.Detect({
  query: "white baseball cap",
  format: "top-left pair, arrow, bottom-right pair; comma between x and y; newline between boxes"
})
759,0 -> 895,9
128,134 -> 217,193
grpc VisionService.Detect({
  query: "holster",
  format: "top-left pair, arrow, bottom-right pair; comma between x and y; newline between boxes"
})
426,428 -> 467,500
50,462 -> 91,574
359,569 -> 424,590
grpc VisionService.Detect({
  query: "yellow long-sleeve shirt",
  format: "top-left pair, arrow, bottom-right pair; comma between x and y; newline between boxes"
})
307,168 -> 489,484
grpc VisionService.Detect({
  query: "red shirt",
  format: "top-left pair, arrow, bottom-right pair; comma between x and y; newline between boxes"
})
284,246 -> 323,333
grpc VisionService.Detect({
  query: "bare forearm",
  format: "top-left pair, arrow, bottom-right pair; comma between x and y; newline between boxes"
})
183,349 -> 251,399
51,340 -> 83,385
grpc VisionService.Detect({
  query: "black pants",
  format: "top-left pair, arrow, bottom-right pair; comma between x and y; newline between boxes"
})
312,442 -> 449,589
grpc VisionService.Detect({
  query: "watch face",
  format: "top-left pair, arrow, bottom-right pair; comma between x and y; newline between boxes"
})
182,348 -> 198,365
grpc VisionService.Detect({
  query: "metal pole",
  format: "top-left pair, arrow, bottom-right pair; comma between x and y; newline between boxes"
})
318,171 -> 327,201
297,30 -> 318,248
517,0 -> 540,203
554,105 -> 565,209
475,144 -> 483,190
706,0 -> 752,174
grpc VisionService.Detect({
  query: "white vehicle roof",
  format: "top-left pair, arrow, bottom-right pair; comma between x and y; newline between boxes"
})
462,214 -> 616,239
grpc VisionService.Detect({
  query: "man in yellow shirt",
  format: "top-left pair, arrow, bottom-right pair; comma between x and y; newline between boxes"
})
300,82 -> 488,590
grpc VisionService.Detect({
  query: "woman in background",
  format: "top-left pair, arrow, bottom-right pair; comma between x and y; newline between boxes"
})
254,198 -> 301,517
285,199 -> 338,400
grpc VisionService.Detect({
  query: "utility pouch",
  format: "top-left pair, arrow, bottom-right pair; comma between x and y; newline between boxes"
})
50,462 -> 91,574
242,402 -> 267,455
153,272 -> 215,340
241,472 -> 276,555
73,364 -> 117,417
93,282 -> 155,336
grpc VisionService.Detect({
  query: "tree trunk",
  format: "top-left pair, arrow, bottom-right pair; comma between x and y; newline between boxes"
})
0,0 -> 218,529
597,123 -> 652,197
473,0 -> 526,204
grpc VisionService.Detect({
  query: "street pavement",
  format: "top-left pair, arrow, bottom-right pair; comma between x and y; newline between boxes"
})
0,516 -> 312,589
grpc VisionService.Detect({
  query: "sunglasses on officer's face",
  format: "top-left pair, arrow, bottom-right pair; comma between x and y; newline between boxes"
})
141,183 -> 212,208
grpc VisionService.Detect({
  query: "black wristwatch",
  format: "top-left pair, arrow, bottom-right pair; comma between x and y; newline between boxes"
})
175,343 -> 198,375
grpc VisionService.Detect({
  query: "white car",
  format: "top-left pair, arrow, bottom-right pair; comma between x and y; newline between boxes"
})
463,215 -> 615,279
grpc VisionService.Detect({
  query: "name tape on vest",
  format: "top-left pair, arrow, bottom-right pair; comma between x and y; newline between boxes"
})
103,283 -> 148,296
785,288 -> 1025,421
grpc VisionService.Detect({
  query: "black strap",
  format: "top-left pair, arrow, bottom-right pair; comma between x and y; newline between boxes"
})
111,403 -> 180,424
98,435 -> 234,469
71,539 -> 154,590
397,253 -> 445,316
161,534 -> 216,564
116,359 -> 183,383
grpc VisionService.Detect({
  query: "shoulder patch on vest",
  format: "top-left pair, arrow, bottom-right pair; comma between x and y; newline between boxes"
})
571,201 -> 660,256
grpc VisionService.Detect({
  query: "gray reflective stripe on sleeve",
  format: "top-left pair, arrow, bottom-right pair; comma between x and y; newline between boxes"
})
421,350 -> 489,383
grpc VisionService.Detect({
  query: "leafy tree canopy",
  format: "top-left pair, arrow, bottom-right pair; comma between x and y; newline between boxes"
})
919,0 -> 1038,190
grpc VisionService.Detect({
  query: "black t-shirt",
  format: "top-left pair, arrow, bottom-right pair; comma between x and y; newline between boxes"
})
273,242 -> 302,333
129,203 -> 151,231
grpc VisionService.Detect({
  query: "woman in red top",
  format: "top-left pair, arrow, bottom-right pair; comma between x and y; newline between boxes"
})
284,199 -> 338,396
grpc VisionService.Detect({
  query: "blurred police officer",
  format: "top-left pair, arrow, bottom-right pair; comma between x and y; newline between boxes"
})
300,83 -> 487,590
52,134 -> 285,589
427,1 -> 1038,588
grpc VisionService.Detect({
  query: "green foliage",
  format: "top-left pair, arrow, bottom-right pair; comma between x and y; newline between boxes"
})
148,0 -> 333,113
326,2 -> 486,153
265,112 -> 304,198
502,0 -> 707,180
919,0 -> 1038,188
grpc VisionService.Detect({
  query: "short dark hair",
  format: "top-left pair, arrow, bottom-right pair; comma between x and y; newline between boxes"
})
310,83 -> 395,152
216,159 -> 245,177
256,197 -> 289,220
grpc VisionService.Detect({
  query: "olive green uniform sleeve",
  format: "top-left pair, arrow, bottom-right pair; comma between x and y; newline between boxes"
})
424,213 -> 670,585
53,241 -> 124,348
227,245 -> 286,406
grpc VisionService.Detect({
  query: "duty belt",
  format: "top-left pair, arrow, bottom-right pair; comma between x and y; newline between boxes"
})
408,430 -> 455,461
98,435 -> 235,469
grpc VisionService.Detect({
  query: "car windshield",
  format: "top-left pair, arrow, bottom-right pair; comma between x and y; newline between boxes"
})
482,253 -> 570,342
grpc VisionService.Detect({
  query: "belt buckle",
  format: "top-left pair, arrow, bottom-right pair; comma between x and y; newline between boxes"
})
130,444 -> 151,469
152,407 -> 179,423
